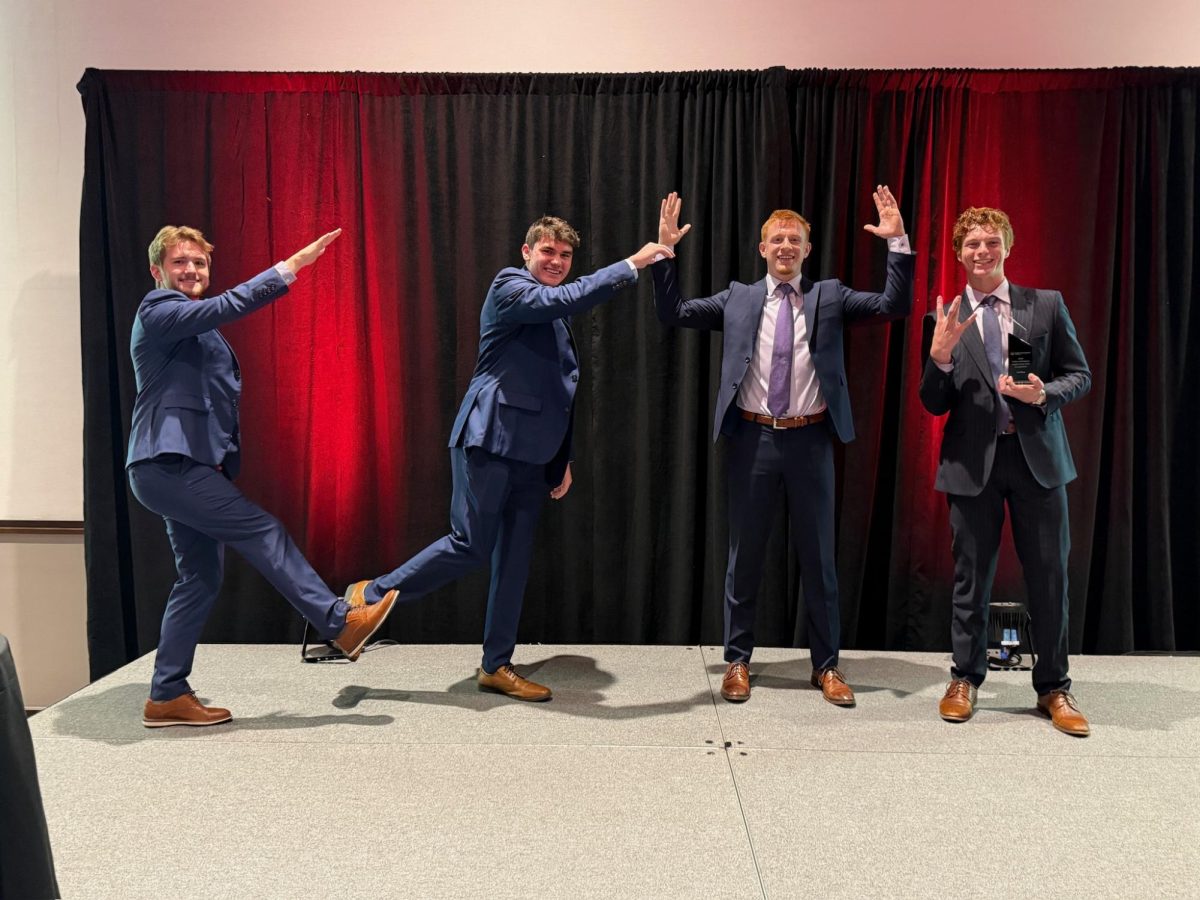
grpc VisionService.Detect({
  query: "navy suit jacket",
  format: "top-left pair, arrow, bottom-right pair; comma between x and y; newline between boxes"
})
126,268 -> 289,479
918,284 -> 1091,496
652,251 -> 915,443
449,260 -> 638,484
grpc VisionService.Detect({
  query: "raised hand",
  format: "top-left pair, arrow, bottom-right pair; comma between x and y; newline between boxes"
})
284,228 -> 343,275
929,294 -> 977,365
863,185 -> 905,239
659,192 -> 692,246
628,242 -> 676,269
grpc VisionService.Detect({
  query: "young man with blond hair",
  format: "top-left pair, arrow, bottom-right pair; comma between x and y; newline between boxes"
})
128,225 -> 395,727
652,188 -> 914,706
920,206 -> 1092,736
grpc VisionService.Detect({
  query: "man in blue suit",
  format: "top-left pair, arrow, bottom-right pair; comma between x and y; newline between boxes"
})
349,218 -> 673,701
920,207 -> 1091,736
652,189 -> 914,706
128,225 -> 396,728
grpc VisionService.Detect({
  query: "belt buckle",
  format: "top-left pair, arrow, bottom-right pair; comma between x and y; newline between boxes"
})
771,416 -> 786,430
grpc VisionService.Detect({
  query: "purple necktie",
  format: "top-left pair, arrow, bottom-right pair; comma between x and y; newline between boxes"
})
767,283 -> 796,417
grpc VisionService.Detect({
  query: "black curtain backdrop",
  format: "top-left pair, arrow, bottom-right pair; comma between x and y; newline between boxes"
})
78,67 -> 1200,682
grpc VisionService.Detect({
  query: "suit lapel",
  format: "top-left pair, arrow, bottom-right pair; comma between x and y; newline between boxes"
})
956,293 -> 993,385
800,278 -> 817,344
1009,283 -> 1034,339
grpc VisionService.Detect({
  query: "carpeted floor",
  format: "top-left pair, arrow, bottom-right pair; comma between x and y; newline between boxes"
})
27,645 -> 1200,898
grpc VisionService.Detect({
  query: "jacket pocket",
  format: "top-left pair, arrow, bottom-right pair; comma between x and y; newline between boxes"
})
496,388 -> 542,412
161,392 -> 209,411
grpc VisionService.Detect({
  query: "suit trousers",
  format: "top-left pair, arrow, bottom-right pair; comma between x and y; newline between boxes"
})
946,434 -> 1072,694
369,446 -> 546,673
724,417 -> 840,669
128,455 -> 345,701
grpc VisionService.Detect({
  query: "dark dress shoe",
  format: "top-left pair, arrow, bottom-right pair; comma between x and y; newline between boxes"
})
721,662 -> 750,702
143,692 -> 232,728
939,679 -> 977,722
1037,690 -> 1090,736
477,665 -> 552,701
333,586 -> 398,660
811,667 -> 856,707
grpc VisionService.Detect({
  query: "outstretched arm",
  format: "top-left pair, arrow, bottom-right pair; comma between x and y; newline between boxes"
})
140,228 -> 344,342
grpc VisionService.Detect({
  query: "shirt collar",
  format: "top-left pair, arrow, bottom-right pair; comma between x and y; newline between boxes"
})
966,279 -> 1010,308
765,274 -> 803,297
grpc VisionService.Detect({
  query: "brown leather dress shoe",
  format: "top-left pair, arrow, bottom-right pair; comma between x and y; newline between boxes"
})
811,667 -> 856,707
721,662 -> 750,702
143,692 -> 232,728
477,665 -> 552,701
939,679 -> 977,722
1037,690 -> 1090,736
332,585 -> 398,661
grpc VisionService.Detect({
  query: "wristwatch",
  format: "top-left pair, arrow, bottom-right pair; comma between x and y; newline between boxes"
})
1033,389 -> 1047,406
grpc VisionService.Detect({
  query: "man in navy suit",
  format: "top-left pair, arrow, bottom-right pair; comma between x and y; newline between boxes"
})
920,207 -> 1091,736
349,218 -> 673,701
652,189 -> 914,706
127,225 -> 396,728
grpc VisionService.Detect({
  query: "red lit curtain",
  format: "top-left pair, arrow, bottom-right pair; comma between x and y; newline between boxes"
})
79,68 -> 1200,679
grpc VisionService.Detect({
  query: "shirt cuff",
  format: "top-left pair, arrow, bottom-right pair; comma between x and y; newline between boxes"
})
274,262 -> 297,285
934,359 -> 954,373
887,235 -> 913,254
625,259 -> 639,275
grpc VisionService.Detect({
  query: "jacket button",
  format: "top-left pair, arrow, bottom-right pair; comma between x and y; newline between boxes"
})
571,374 -> 579,383
744,356 -> 751,363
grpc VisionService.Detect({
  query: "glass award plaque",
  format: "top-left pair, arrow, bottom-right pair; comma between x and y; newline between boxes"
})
1008,334 -> 1033,383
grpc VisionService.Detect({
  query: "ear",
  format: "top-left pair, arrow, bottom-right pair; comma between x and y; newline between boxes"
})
150,264 -> 164,286
801,242 -> 812,260
758,242 -> 768,259
521,243 -> 532,262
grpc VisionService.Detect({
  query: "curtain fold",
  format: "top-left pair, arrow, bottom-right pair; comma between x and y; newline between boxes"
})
78,66 -> 1200,680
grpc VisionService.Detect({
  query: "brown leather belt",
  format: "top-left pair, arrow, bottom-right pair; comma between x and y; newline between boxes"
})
741,409 -> 827,430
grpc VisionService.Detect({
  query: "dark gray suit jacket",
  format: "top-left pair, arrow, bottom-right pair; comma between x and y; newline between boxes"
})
919,284 -> 1091,496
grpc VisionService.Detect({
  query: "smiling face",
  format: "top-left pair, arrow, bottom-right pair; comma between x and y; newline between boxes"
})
522,237 -> 574,287
759,219 -> 812,281
150,239 -> 211,299
957,225 -> 1010,292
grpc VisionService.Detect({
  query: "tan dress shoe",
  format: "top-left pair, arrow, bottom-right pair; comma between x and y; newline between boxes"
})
1037,690 -> 1090,736
939,679 -> 977,722
143,692 -> 232,728
721,662 -> 750,702
332,587 -> 398,661
811,667 -> 856,707
477,665 -> 552,701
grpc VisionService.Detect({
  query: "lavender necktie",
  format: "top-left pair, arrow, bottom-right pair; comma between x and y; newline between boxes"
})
980,294 -> 1009,433
767,283 -> 796,417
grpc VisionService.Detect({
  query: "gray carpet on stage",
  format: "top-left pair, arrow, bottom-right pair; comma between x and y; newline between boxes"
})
28,645 -> 1200,898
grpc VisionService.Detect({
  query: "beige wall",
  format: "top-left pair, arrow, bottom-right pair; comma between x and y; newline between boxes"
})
1,0 -> 1198,705
0,535 -> 88,708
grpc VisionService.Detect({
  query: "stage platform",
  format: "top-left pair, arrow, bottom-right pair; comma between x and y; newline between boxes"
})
28,645 -> 1200,898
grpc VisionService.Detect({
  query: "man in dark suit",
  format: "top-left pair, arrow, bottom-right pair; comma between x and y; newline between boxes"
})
652,189 -> 914,706
128,226 -> 396,728
349,218 -> 672,701
919,206 -> 1092,736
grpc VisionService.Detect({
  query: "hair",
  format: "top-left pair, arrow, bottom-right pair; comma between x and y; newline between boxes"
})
148,225 -> 214,268
952,207 -> 1014,255
760,209 -> 812,242
524,216 -> 581,250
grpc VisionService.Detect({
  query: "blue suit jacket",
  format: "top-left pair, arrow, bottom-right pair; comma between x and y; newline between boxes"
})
652,252 -> 915,442
126,268 -> 289,479
918,284 -> 1091,495
449,260 -> 638,484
